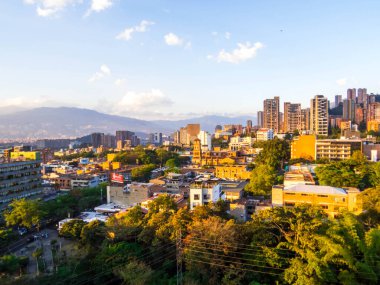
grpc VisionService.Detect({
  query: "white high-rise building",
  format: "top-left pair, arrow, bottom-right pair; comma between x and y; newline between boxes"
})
197,131 -> 212,151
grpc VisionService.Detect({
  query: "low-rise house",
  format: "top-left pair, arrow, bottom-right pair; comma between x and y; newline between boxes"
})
221,181 -> 247,201
107,182 -> 154,208
256,128 -> 274,141
189,179 -> 224,210
283,171 -> 315,187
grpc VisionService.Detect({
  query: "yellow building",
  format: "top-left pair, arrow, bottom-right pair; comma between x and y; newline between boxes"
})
291,135 -> 316,160
215,165 -> 251,180
367,120 -> 380,132
315,139 -> 362,160
272,184 -> 362,218
101,161 -> 121,171
291,135 -> 363,161
10,151 -> 41,161
107,153 -> 117,162
192,139 -> 245,166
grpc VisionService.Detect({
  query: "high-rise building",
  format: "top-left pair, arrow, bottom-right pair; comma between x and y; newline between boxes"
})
283,102 -> 301,133
367,102 -> 380,122
257,111 -> 264,127
0,160 -> 42,210
91,133 -> 104,148
173,131 -> 181,144
186,124 -> 201,144
263,96 -> 280,133
149,133 -> 163,146
179,127 -> 188,145
347,88 -> 357,101
246,120 -> 253,134
103,134 -> 116,148
301,108 -> 310,131
335,95 -> 342,107
342,99 -> 356,122
357,88 -> 367,105
310,95 -> 329,136
198,131 -> 212,151
115,131 -> 137,147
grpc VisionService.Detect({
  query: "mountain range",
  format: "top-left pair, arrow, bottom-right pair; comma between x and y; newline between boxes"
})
0,107 -> 256,139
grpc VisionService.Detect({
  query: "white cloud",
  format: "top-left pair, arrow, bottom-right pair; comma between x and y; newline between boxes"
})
88,64 -> 111,82
211,42 -> 264,64
336,78 -> 347,86
24,0 -> 81,17
114,78 -> 126,86
89,0 -> 112,12
116,20 -> 155,41
84,0 -> 113,16
225,32 -> 231,40
98,89 -> 174,119
164,33 -> 183,46
119,89 -> 173,110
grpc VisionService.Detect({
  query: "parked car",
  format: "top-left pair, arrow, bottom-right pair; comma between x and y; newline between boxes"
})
18,227 -> 27,236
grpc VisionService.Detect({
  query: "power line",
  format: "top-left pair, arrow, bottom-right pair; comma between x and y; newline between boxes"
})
78,252 -> 176,285
184,244 -> 379,282
184,257 -> 283,276
185,236 -> 380,260
58,242 -> 175,285
74,248 -> 177,285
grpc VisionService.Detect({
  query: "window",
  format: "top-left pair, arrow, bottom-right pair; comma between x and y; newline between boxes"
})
203,194 -> 210,200
285,202 -> 295,207
194,194 -> 199,200
320,205 -> 328,209
317,195 -> 328,198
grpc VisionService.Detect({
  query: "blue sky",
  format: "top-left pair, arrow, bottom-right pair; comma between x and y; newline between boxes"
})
0,0 -> 379,120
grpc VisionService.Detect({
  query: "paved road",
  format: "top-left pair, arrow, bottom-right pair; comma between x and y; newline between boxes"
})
13,229 -> 59,276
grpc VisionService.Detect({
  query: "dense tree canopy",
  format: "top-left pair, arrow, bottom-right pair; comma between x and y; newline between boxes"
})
255,138 -> 290,169
245,164 -> 277,195
4,199 -> 45,231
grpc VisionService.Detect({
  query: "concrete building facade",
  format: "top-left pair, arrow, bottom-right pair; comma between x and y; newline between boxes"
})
310,95 -> 329,136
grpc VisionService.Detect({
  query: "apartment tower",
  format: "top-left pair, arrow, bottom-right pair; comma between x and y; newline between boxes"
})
310,95 -> 329,136
263,96 -> 280,133
283,102 -> 301,133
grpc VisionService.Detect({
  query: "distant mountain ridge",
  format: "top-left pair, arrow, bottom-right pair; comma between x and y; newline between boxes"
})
0,107 -> 256,139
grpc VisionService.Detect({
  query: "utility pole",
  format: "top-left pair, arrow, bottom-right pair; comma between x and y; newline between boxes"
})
176,228 -> 183,285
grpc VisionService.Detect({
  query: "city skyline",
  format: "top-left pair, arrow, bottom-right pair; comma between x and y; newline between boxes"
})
1,1 -> 380,120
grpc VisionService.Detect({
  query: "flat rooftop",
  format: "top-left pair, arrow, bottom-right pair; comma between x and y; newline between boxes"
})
284,184 -> 348,195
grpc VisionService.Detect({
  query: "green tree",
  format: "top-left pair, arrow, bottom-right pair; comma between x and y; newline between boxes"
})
369,162 -> 380,186
358,186 -> 380,228
315,161 -> 361,188
59,220 -> 87,239
255,138 -> 290,169
245,164 -> 277,195
4,199 -> 45,231
184,216 -> 243,285
131,164 -> 156,182
116,260 -> 153,285
80,220 -> 106,249
0,255 -> 26,275
165,157 -> 180,168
